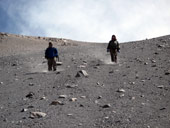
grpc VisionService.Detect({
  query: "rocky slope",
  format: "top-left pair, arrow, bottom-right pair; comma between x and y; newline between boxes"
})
0,33 -> 170,128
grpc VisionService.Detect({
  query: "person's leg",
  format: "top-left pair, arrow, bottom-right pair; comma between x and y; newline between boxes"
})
113,51 -> 117,63
110,50 -> 114,62
52,58 -> 57,71
48,59 -> 52,71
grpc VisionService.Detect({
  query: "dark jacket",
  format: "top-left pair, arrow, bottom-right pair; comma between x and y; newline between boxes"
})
45,47 -> 58,59
107,40 -> 120,51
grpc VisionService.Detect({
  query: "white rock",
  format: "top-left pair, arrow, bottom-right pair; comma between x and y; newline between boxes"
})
144,62 -> 148,65
67,114 -> 73,116
70,98 -> 77,102
76,70 -> 89,77
80,96 -> 86,99
29,83 -> 34,86
117,89 -> 125,93
0,82 -> 3,85
131,97 -> 135,100
120,94 -> 125,97
50,100 -> 64,105
77,65 -> 86,68
40,96 -> 46,100
21,108 -> 28,112
66,84 -> 78,88
157,85 -> 164,89
30,112 -> 46,118
80,70 -> 88,77
59,95 -> 67,98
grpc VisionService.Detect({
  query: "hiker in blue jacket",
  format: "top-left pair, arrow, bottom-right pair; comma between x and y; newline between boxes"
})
107,35 -> 120,63
45,42 -> 59,71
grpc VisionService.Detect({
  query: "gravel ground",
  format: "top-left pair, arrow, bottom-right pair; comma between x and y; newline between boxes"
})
0,33 -> 170,128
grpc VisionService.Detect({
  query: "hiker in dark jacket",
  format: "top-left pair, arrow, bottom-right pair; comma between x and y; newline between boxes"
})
107,35 -> 120,63
45,42 -> 59,71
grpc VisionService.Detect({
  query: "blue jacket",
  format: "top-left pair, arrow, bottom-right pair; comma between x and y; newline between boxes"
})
45,47 -> 58,59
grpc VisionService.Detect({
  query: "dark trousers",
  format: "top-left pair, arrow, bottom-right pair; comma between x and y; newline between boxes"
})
47,58 -> 56,71
110,49 -> 117,63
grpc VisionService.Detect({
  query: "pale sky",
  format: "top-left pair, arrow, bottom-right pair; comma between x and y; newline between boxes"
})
0,0 -> 170,42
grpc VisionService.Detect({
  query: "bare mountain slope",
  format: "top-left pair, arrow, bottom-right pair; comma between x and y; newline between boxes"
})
0,33 -> 170,128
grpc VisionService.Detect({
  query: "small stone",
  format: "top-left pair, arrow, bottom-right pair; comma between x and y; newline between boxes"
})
40,96 -> 46,100
67,114 -> 73,116
144,62 -> 148,65
119,94 -> 125,97
78,123 -> 83,126
165,70 -> 170,75
96,82 -> 100,85
157,85 -> 164,89
59,95 -> 67,98
76,70 -> 88,77
66,84 -> 78,88
80,96 -> 86,99
151,59 -> 156,63
29,83 -> 34,86
135,74 -> 139,79
0,82 -> 3,85
129,82 -> 135,85
152,65 -> 157,67
160,107 -> 166,110
77,65 -> 86,68
112,110 -> 116,113
79,104 -> 84,107
141,95 -> 145,97
97,96 -> 102,99
70,98 -> 77,102
157,44 -> 165,48
30,112 -> 46,118
93,66 -> 99,69
95,100 -> 99,104
131,97 -> 135,100
141,103 -> 146,106
117,89 -> 125,93
50,100 -> 64,105
26,92 -> 34,98
12,63 -> 17,66
102,104 -> 111,108
109,71 -> 114,73
21,108 -> 28,112
141,80 -> 145,82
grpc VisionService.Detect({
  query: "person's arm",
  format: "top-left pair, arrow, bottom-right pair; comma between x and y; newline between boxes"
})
107,42 -> 110,52
117,42 -> 120,52
54,48 -> 59,61
45,49 -> 48,59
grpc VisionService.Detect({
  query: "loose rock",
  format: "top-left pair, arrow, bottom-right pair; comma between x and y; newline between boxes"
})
157,85 -> 164,89
59,95 -> 67,98
21,108 -> 28,112
76,70 -> 88,77
165,70 -> 170,75
29,83 -> 34,86
66,84 -> 78,88
26,92 -> 34,98
70,98 -> 77,102
101,104 -> 111,108
30,112 -> 46,118
50,100 -> 64,105
117,89 -> 125,93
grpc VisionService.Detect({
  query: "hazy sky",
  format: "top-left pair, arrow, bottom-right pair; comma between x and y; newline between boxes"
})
0,0 -> 170,42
